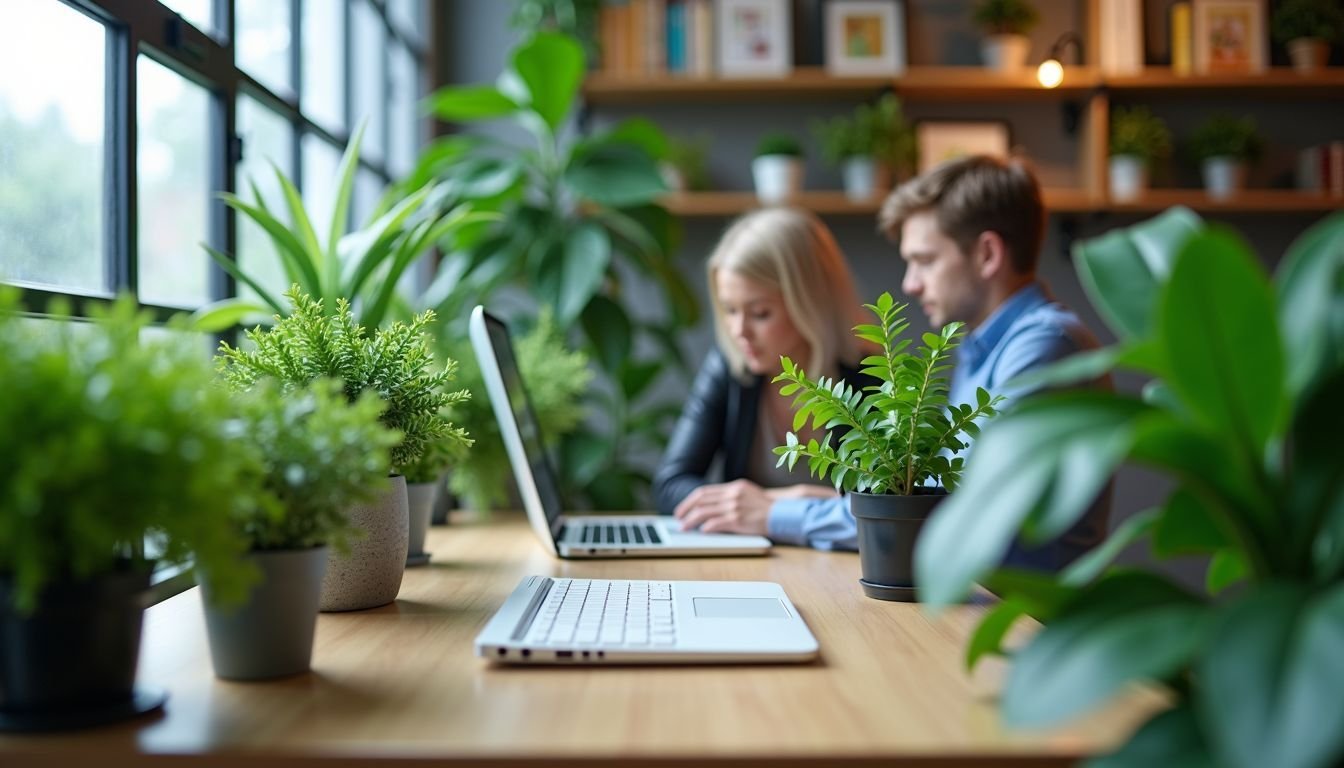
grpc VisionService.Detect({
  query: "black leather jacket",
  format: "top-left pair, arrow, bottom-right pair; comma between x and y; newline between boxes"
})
652,348 -> 873,515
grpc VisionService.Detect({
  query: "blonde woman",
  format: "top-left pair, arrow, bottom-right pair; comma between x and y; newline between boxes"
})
653,207 -> 875,536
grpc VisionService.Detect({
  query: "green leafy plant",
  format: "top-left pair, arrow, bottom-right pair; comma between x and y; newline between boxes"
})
772,292 -> 1003,494
812,94 -> 917,176
409,31 -> 698,509
1109,105 -> 1173,164
664,134 -> 713,192
216,288 -> 471,473
510,0 -> 603,62
0,291 -> 254,612
1272,0 -> 1344,44
973,0 -> 1040,35
916,207 -> 1344,768
755,133 -> 804,158
1187,114 -> 1264,163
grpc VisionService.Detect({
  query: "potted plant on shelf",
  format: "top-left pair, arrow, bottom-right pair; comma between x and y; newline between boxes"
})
812,94 -> 917,202
1187,114 -> 1263,200
973,0 -> 1039,72
0,293 -> 254,731
661,134 -> 712,194
752,132 -> 806,204
1108,105 -> 1172,202
772,292 -> 1003,601
217,288 -> 471,612
1272,0 -> 1343,73
916,206 -> 1344,768
200,380 -> 399,680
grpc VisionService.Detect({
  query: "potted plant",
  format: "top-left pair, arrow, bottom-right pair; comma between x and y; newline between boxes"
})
398,429 -> 465,563
752,132 -> 806,204
660,134 -> 712,193
217,288 -> 471,612
1272,0 -> 1343,73
772,292 -> 1003,601
812,94 -> 917,202
200,380 -> 399,680
0,292 -> 253,730
1187,114 -> 1263,200
916,206 -> 1344,767
1108,105 -> 1172,202
973,0 -> 1039,72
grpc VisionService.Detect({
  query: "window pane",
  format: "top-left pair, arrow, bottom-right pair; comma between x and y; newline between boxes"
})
236,94 -> 295,306
137,56 -> 213,308
302,0 -> 346,134
389,0 -> 425,47
388,42 -> 422,177
236,0 -> 292,97
0,1 -> 107,293
353,166 -> 385,229
161,0 -> 214,36
351,0 -> 386,163
301,132 -> 343,247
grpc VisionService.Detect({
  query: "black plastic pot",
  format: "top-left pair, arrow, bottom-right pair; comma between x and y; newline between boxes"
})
851,489 -> 947,601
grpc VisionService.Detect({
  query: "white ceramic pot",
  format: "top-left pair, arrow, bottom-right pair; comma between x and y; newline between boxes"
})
1202,156 -> 1246,200
1288,38 -> 1329,73
1108,154 -> 1148,202
319,475 -> 409,612
751,155 -> 803,204
981,34 -> 1031,72
841,156 -> 890,202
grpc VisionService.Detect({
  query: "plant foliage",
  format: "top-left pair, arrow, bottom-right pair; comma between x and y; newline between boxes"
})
1109,105 -> 1173,164
812,94 -> 917,174
973,0 -> 1040,35
216,288 -> 471,472
1186,114 -> 1264,163
755,132 -> 804,158
1272,0 -> 1344,44
772,293 -> 1003,495
510,0 -> 603,61
664,134 -> 713,192
915,207 -> 1344,768
0,291 -> 254,612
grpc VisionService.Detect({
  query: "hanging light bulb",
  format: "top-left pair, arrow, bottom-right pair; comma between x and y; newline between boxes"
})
1037,33 -> 1082,89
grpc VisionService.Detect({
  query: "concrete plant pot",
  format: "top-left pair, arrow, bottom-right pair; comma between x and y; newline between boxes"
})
851,490 -> 947,602
1108,154 -> 1149,202
1202,156 -> 1246,200
752,155 -> 803,204
981,34 -> 1031,72
319,475 -> 409,612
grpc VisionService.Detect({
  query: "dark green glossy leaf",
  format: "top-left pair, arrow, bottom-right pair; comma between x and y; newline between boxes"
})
580,295 -> 632,374
507,32 -> 584,134
981,567 -> 1079,621
1005,340 -> 1162,393
565,144 -> 668,208
1062,507 -> 1160,587
600,117 -> 670,159
1087,705 -> 1215,768
426,85 -> 519,122
1152,486 -> 1231,557
188,299 -> 273,333
1291,365 -> 1344,579
585,467 -> 639,511
1205,549 -> 1247,594
442,155 -> 522,199
558,430 -> 612,489
1275,211 -> 1344,400
619,359 -> 662,402
545,223 -> 612,328
965,597 -> 1029,671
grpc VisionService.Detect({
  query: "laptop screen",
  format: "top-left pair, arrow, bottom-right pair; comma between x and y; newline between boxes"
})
470,307 -> 566,541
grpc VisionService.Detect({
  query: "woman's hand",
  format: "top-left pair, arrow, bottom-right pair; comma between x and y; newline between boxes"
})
673,479 -> 774,535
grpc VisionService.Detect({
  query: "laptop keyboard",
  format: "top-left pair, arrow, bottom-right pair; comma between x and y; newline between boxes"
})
577,522 -> 663,545
526,579 -> 676,648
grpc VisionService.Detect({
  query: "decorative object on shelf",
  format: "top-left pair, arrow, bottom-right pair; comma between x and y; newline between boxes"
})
1171,0 -> 1194,74
1271,0 -> 1343,73
917,204 -> 1344,768
1187,114 -> 1263,200
1192,0 -> 1267,74
1036,31 -> 1082,88
752,132 -> 805,203
915,120 -> 1011,175
972,0 -> 1039,72
662,134 -> 713,192
1097,0 -> 1144,75
773,292 -> 1003,601
1108,105 -> 1173,202
812,93 -> 915,201
823,0 -> 905,76
716,0 -> 792,77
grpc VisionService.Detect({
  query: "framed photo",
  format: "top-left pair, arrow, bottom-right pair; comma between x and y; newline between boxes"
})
1192,0 -> 1266,74
824,1 -> 905,76
716,0 -> 793,77
915,121 -> 1011,175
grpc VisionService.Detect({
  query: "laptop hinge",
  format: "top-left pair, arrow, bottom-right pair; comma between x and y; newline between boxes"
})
511,577 -> 553,641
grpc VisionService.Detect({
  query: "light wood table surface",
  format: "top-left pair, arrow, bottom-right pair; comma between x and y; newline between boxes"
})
0,515 -> 1161,767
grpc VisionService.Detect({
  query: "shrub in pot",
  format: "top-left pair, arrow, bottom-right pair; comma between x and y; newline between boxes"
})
217,289 -> 471,611
974,0 -> 1039,72
916,206 -> 1344,768
752,133 -> 805,204
1272,0 -> 1342,73
812,94 -> 916,202
0,293 -> 254,730
1108,106 -> 1172,202
1187,114 -> 1263,200
772,292 -> 1003,601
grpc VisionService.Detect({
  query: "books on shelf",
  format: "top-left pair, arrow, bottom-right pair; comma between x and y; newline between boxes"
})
1297,142 -> 1344,197
600,0 -> 713,77
1098,0 -> 1143,75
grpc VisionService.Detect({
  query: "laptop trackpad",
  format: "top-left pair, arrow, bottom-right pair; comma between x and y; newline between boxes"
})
692,597 -> 790,619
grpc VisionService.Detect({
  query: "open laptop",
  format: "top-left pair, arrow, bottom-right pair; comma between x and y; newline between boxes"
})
469,305 -> 772,558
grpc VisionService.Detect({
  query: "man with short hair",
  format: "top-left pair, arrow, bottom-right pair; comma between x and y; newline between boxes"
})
675,155 -> 1109,571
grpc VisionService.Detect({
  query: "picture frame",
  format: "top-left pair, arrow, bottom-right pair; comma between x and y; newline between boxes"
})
716,0 -> 793,77
915,120 -> 1012,175
1192,0 -> 1266,75
824,0 -> 906,76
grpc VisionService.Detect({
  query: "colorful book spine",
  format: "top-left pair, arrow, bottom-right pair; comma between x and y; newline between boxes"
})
666,0 -> 686,73
1171,1 -> 1192,76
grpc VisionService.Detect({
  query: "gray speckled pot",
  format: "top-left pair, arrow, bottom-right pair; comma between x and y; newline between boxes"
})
319,475 -> 408,612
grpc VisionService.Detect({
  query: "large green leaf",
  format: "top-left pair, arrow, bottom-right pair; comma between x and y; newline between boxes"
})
188,299 -> 274,333
1275,211 -> 1344,400
619,359 -> 662,402
1003,571 -> 1206,728
223,187 -> 322,296
1298,366 -> 1344,579
442,155 -> 523,200
547,223 -> 611,328
916,393 -> 1151,607
506,32 -> 584,134
1004,341 -> 1162,393
964,597 -> 1029,671
580,295 -> 632,375
558,430 -> 613,490
426,85 -> 519,122
1158,227 -> 1286,450
1061,507 -> 1159,587
1199,583 -> 1344,768
327,122 -> 365,271
1088,706 -> 1215,768
1073,206 -> 1202,340
601,117 -> 671,159
1151,486 -> 1231,557
565,144 -> 668,208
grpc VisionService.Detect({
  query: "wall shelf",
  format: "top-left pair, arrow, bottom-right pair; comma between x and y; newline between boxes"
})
1105,68 -> 1344,98
1106,190 -> 1344,214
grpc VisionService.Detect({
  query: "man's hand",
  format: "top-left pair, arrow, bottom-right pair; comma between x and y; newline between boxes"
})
673,479 -> 775,535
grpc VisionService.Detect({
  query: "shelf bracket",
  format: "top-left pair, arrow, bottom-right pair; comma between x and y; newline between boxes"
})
1060,101 -> 1082,137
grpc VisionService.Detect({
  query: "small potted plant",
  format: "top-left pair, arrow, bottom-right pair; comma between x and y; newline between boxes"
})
660,134 -> 712,194
200,380 -> 399,680
772,292 -> 1003,601
1272,0 -> 1343,73
399,423 -> 471,564
973,0 -> 1039,72
752,132 -> 805,204
812,94 -> 916,202
0,293 -> 253,729
1187,114 -> 1264,200
217,288 -> 471,612
1108,105 -> 1173,202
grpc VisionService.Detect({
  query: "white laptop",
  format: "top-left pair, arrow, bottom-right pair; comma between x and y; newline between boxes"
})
475,575 -> 819,664
469,305 -> 773,558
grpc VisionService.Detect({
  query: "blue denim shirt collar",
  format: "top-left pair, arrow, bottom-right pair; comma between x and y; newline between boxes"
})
959,282 -> 1050,371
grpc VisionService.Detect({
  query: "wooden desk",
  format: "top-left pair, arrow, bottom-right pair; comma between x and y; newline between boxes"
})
0,516 -> 1160,766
